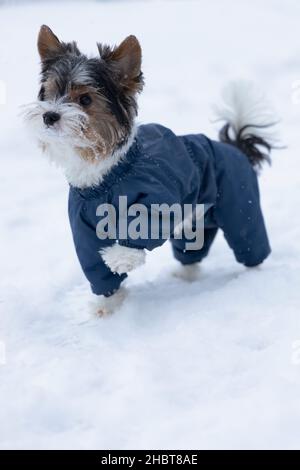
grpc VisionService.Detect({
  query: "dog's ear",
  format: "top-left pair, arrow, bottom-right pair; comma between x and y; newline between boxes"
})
98,36 -> 143,93
38,25 -> 62,61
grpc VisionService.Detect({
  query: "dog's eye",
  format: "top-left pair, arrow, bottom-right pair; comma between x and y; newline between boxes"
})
79,94 -> 92,107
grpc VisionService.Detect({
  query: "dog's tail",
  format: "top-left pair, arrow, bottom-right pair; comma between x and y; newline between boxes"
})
213,80 -> 280,168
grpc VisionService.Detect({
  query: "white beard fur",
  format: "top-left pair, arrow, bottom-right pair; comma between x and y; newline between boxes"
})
44,127 -> 137,189
23,99 -> 137,189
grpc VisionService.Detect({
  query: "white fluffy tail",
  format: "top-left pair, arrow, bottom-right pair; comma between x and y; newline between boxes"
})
213,80 -> 280,168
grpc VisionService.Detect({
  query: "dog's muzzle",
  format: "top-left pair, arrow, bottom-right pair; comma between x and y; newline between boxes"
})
43,111 -> 61,127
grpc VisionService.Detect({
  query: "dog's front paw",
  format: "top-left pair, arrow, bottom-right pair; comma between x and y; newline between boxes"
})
101,244 -> 146,275
90,288 -> 127,317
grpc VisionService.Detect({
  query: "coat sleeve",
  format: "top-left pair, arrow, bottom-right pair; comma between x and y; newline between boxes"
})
68,196 -> 127,297
213,143 -> 271,267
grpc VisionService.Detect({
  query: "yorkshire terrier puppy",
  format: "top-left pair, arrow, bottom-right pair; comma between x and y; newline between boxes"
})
24,26 -> 279,316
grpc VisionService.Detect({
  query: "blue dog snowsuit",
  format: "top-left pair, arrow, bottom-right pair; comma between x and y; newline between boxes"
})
68,124 -> 271,297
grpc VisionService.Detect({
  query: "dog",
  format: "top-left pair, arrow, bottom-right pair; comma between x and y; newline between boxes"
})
24,25 -> 280,315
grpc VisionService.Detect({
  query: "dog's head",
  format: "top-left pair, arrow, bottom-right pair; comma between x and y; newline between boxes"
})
24,25 -> 143,162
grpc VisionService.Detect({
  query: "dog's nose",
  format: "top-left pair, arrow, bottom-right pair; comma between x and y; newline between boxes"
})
43,111 -> 61,126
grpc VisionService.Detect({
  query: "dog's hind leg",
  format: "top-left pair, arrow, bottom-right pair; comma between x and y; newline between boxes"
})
172,263 -> 201,282
171,227 -> 218,281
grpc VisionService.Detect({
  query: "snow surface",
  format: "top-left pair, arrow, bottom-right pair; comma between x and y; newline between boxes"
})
1,0 -> 300,450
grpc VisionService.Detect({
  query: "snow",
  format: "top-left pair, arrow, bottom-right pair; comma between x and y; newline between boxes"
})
1,0 -> 300,450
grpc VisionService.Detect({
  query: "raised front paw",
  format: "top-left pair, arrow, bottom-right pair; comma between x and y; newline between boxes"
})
101,244 -> 146,275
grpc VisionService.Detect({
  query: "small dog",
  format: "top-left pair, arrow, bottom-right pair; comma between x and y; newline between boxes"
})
24,26 -> 279,315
